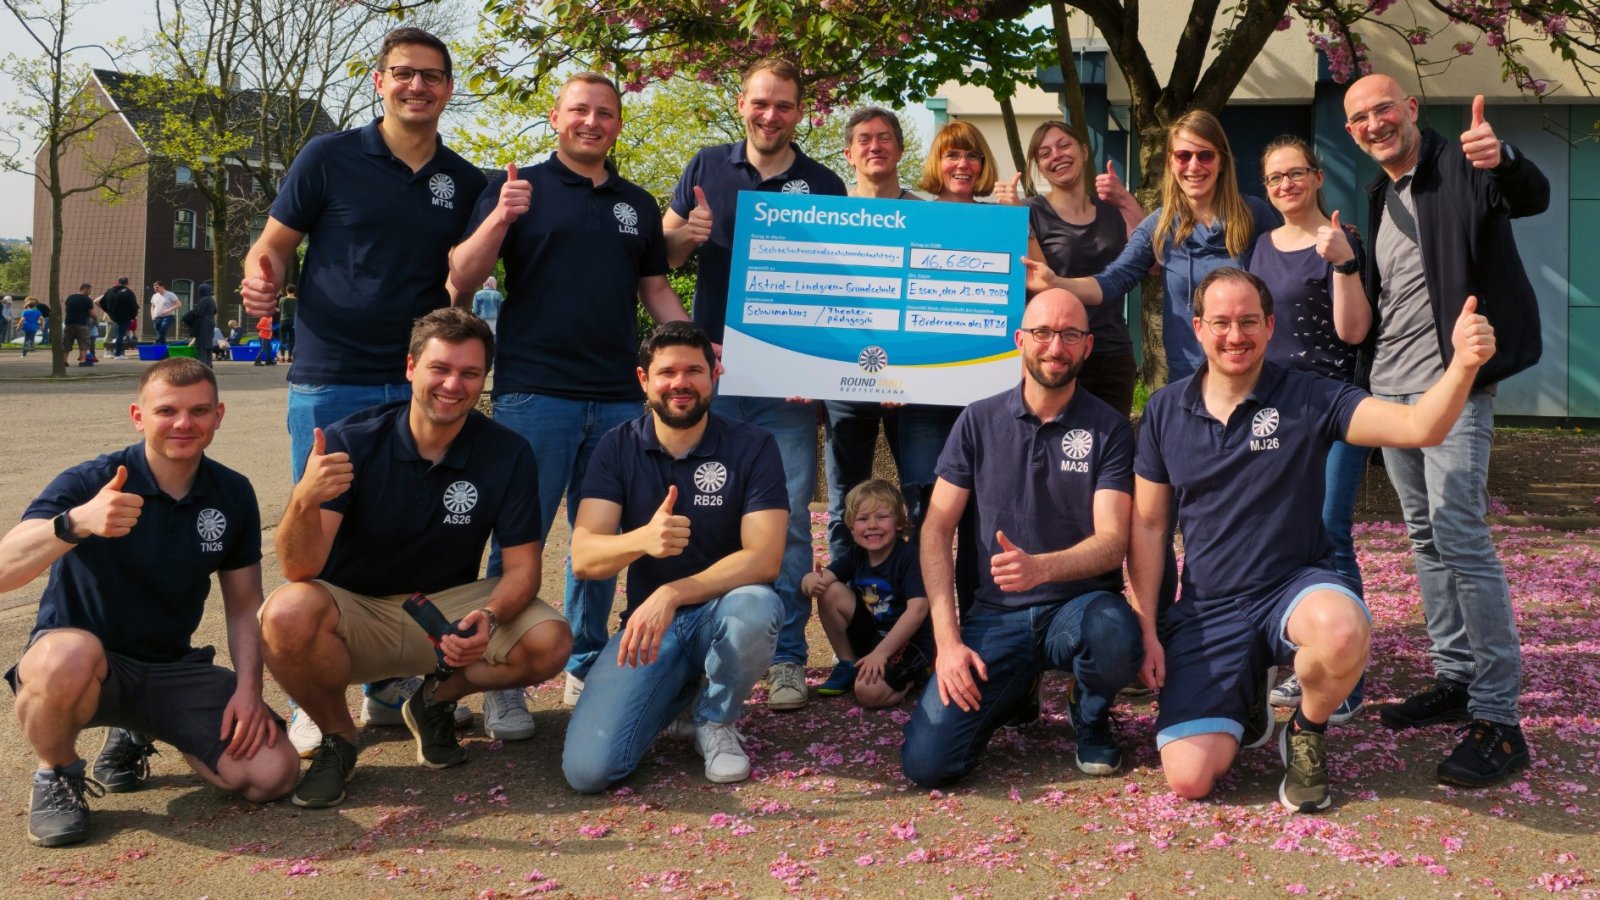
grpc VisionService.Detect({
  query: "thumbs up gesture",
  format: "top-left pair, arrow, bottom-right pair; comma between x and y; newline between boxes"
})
495,162 -> 532,226
803,559 -> 838,598
990,529 -> 1045,593
1460,95 -> 1502,169
1315,210 -> 1355,266
641,484 -> 691,558
241,254 -> 281,317
1450,295 -> 1496,370
686,186 -> 713,245
70,465 -> 144,539
1095,159 -> 1132,206
994,171 -> 1025,206
295,427 -> 354,505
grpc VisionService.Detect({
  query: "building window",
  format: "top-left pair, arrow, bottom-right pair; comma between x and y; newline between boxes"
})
171,278 -> 193,309
175,165 -> 193,185
174,209 -> 195,249
250,214 -> 268,245
203,217 -> 213,251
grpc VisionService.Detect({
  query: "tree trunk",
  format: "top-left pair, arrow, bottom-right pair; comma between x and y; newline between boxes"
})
1133,115 -> 1169,388
996,93 -> 1026,175
1048,0 -> 1090,143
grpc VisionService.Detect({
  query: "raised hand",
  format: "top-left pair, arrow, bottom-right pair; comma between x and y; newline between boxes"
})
1460,95 -> 1502,169
1315,210 -> 1356,266
241,254 -> 280,317
993,172 -> 1025,206
1021,256 -> 1058,294
496,162 -> 532,226
990,529 -> 1046,593
641,484 -> 691,558
1450,295 -> 1496,369
803,560 -> 837,599
1095,160 -> 1132,206
296,427 -> 353,504
685,186 -> 713,245
70,465 -> 143,539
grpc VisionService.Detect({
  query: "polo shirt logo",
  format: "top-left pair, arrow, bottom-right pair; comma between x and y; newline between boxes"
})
1250,408 -> 1281,452
613,202 -> 640,235
197,508 -> 226,550
780,180 -> 810,194
1060,429 -> 1092,473
428,173 -> 457,209
693,462 -> 727,507
442,480 -> 478,523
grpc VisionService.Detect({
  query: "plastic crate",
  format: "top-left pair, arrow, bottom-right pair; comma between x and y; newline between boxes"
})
136,344 -> 169,361
167,344 -> 199,359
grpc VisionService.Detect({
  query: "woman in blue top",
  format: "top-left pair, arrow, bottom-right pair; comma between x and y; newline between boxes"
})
1028,110 -> 1277,382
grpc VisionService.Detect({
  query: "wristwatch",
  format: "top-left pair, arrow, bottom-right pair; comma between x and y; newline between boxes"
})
1332,257 -> 1360,275
52,511 -> 84,544
477,607 -> 499,638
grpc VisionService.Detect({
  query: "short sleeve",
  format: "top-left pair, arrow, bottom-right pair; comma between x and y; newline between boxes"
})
219,478 -> 263,571
462,173 -> 507,251
493,439 -> 543,547
579,427 -> 628,505
740,433 -> 789,515
668,151 -> 704,219
1095,417 -> 1135,494
895,541 -> 926,599
1133,391 -> 1172,485
319,423 -> 356,515
933,407 -> 978,490
23,464 -> 99,523
637,199 -> 670,278
268,137 -> 329,234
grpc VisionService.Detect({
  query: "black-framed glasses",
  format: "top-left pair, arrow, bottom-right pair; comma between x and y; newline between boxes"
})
1171,149 -> 1217,165
1346,100 -> 1398,127
1023,326 -> 1089,345
384,66 -> 447,86
1264,167 -> 1317,189
1201,316 -> 1265,336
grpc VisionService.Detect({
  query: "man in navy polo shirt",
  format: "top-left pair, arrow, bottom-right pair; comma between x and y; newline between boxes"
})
562,321 -> 786,791
237,26 -> 493,748
900,290 -> 1144,786
663,57 -> 848,712
1,359 -> 298,847
448,72 -> 689,710
259,309 -> 572,809
1131,267 -> 1496,813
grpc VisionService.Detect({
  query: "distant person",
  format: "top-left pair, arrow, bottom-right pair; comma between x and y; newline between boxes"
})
97,278 -> 140,360
470,276 -> 503,335
278,285 -> 298,363
62,283 -> 99,366
150,281 -> 181,346
189,285 -> 217,369
2,296 -> 15,343
253,315 -> 276,366
19,299 -> 41,355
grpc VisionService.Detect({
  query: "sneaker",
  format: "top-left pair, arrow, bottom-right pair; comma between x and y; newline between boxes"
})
288,706 -> 322,759
663,706 -> 697,740
816,660 -> 856,697
402,677 -> 467,769
1379,676 -> 1470,729
1118,682 -> 1155,699
1269,673 -> 1302,708
765,663 -> 808,711
1001,676 -> 1042,730
482,688 -> 536,741
1437,719 -> 1529,787
29,761 -> 103,847
1329,695 -> 1366,727
1272,673 -> 1365,725
362,677 -> 472,727
563,672 -> 584,707
1067,685 -> 1122,776
292,733 -> 358,809
694,721 -> 751,783
1278,720 -> 1332,813
1242,666 -> 1277,750
92,728 -> 157,793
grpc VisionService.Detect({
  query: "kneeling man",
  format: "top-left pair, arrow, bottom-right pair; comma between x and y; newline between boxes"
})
1132,268 -> 1495,812
262,308 -> 571,808
563,322 -> 786,791
1,359 -> 297,846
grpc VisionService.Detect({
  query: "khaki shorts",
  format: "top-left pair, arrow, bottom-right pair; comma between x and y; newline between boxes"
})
264,578 -> 565,685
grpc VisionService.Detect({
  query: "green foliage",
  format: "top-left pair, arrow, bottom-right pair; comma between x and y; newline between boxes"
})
0,244 -> 32,294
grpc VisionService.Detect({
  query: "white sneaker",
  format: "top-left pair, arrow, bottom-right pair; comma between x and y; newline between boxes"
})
362,677 -> 471,727
694,721 -> 750,783
765,662 -> 808,711
288,707 -> 322,758
563,672 -> 584,707
482,688 -> 536,741
663,707 -> 696,740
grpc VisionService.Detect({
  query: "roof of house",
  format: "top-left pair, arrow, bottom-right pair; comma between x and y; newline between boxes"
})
93,68 -> 339,163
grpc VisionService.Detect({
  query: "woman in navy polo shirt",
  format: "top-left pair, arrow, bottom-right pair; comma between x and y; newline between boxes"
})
1250,135 -> 1373,723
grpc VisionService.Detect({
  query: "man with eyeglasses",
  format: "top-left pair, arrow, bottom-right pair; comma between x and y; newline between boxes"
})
1341,74 -> 1546,788
902,289 -> 1145,786
662,57 -> 848,712
236,26 -> 490,754
1131,267 -> 1497,813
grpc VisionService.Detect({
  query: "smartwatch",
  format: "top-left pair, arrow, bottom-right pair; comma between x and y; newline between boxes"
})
1332,257 -> 1360,275
477,608 -> 499,638
53,511 -> 84,544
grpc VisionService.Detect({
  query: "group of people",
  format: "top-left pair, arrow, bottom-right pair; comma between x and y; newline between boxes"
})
1,24 -> 1546,849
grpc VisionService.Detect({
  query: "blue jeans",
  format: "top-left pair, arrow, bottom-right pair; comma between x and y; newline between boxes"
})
287,382 -> 410,483
712,394 -> 816,668
561,587 -> 781,792
822,401 -> 899,562
490,392 -> 639,678
902,592 -> 1143,786
1323,440 -> 1368,591
153,315 -> 175,345
113,320 -> 135,356
1377,390 -> 1520,725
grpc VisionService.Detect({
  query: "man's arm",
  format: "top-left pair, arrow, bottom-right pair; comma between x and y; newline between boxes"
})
988,488 -> 1129,592
214,564 -> 277,760
920,478 -> 991,711
1127,476 -> 1171,689
274,428 -> 351,581
1345,296 -> 1495,449
638,275 -> 690,325
240,219 -> 306,318
0,466 -> 142,592
439,539 -> 543,668
571,488 -> 691,581
663,185 -> 712,269
448,165 -> 528,304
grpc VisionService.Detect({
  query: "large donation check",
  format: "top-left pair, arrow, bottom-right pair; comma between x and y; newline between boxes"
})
718,192 -> 1028,405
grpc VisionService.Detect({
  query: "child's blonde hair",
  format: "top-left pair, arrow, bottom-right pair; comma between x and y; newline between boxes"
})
842,478 -> 910,542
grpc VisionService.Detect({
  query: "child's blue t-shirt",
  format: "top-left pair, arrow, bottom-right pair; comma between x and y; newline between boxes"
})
21,308 -> 40,331
827,539 -> 930,640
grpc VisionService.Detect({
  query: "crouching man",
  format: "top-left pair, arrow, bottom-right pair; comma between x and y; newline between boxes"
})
0,359 -> 298,846
261,308 -> 571,808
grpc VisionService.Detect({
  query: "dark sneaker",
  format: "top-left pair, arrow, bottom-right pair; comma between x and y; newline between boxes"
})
1437,719 -> 1529,787
292,733 -> 358,809
29,761 -> 103,847
1272,673 -> 1366,725
402,677 -> 467,769
1278,721 -> 1331,813
1379,676 -> 1470,729
1067,686 -> 1122,776
1242,666 -> 1277,750
1000,675 -> 1042,730
816,660 -> 856,697
92,728 -> 157,793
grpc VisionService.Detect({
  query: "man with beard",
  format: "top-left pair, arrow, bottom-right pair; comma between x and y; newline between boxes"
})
901,289 -> 1145,786
562,321 -> 787,791
259,309 -> 572,809
663,57 -> 847,712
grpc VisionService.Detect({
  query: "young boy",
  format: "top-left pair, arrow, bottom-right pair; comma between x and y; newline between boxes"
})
803,479 -> 933,708
252,315 -> 276,366
20,300 -> 41,355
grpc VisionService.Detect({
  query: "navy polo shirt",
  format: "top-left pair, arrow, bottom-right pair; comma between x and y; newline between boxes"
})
935,383 -> 1133,610
463,154 -> 668,402
667,141 -> 847,343
270,118 -> 488,386
24,443 -> 262,664
1134,361 -> 1367,601
581,412 -> 788,618
319,401 -> 540,596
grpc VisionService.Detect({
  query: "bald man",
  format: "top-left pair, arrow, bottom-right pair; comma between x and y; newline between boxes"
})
901,289 -> 1145,787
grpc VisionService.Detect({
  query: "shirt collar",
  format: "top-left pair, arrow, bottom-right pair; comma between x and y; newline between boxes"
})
545,152 -> 621,189
641,411 -> 725,459
359,117 -> 444,163
120,441 -> 210,501
726,140 -> 810,181
389,404 -> 476,470
1179,361 -> 1286,417
1003,380 -> 1081,425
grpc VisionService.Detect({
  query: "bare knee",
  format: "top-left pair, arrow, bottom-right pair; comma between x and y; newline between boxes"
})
854,680 -> 906,709
260,583 -> 337,652
1165,768 -> 1219,800
17,630 -> 106,696
509,620 -> 572,685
